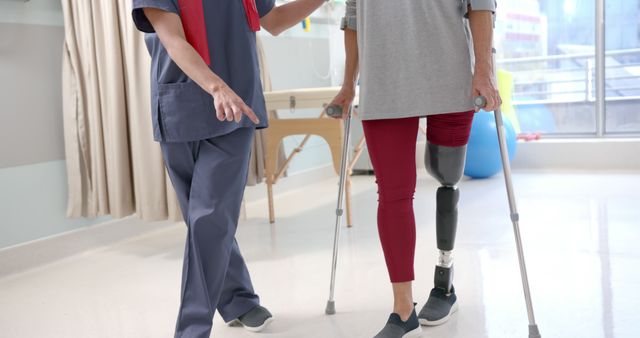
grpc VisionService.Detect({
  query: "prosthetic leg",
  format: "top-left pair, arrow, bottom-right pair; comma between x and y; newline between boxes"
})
417,142 -> 467,326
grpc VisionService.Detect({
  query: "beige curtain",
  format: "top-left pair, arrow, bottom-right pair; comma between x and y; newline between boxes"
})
61,0 -> 275,221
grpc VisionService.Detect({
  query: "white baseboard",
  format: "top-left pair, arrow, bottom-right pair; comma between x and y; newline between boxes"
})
511,138 -> 640,171
417,139 -> 640,171
0,217 -> 179,278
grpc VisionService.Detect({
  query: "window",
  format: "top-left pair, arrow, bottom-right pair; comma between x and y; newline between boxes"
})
495,0 -> 640,137
496,0 -> 596,135
604,0 -> 640,134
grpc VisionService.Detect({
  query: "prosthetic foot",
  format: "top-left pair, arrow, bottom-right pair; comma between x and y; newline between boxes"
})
418,142 -> 467,326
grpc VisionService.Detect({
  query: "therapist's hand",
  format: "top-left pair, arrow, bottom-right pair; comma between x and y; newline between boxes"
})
210,83 -> 260,124
329,85 -> 356,119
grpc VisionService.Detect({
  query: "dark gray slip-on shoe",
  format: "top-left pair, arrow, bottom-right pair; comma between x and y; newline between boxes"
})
418,286 -> 458,326
373,308 -> 422,338
228,305 -> 274,332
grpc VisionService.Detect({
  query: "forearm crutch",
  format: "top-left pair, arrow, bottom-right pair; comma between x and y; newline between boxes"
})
325,105 -> 353,315
476,47 -> 542,338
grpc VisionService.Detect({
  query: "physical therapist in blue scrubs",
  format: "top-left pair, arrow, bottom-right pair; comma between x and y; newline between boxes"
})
131,1 -> 327,337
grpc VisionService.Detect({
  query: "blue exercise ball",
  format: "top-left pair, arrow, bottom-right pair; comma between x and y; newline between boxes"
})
464,110 -> 517,179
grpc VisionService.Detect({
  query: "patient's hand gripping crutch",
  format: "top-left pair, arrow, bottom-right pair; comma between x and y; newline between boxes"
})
475,48 -> 542,338
325,104 -> 353,315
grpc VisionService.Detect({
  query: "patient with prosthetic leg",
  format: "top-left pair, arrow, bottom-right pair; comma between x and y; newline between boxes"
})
329,1 -> 501,337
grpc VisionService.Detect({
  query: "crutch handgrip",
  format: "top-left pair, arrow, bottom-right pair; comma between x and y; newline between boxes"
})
474,96 -> 488,108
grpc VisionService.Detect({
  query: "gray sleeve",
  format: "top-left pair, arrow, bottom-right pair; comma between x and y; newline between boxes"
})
342,0 -> 357,31
131,0 -> 179,33
465,0 -> 497,16
256,0 -> 276,18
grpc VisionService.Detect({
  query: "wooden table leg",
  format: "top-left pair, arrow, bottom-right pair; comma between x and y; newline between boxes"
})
267,175 -> 276,224
346,176 -> 353,228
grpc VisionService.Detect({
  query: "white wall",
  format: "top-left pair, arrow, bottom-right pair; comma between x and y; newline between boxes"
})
259,4 -> 345,174
0,1 -> 107,249
260,34 -> 334,174
0,22 -> 65,167
0,0 -> 64,26
0,162 -> 109,248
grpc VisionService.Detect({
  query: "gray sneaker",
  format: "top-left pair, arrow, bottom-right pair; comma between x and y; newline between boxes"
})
418,286 -> 458,326
228,305 -> 274,332
373,308 -> 422,338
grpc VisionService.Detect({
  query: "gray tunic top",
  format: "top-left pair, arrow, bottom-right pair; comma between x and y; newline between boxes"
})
345,0 -> 496,120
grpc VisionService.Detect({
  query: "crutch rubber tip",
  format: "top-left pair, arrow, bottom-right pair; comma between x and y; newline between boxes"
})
528,324 -> 541,338
325,301 -> 336,315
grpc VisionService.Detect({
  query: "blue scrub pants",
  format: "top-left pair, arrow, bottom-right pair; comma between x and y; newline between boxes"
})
161,127 -> 260,338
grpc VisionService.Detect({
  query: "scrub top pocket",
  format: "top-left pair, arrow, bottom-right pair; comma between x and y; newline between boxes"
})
158,81 -> 216,142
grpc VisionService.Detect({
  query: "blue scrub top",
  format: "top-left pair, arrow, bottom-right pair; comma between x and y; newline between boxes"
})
132,0 -> 275,142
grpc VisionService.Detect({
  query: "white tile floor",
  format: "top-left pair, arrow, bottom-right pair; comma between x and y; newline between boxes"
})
1,172 -> 639,338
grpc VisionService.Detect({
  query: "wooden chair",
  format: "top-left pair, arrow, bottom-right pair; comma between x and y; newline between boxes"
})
262,87 -> 365,227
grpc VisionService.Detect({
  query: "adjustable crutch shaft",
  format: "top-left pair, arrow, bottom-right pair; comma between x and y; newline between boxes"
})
326,106 -> 353,315
475,94 -> 541,338
494,108 -> 541,338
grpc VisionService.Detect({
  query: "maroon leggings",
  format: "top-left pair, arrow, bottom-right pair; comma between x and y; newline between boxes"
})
362,111 -> 475,283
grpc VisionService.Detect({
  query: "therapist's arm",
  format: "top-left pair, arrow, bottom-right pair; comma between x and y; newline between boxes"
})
143,8 -> 259,124
260,0 -> 326,36
468,8 -> 501,112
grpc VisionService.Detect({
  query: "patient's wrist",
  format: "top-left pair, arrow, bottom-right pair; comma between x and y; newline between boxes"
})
341,82 -> 356,91
474,61 -> 492,75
